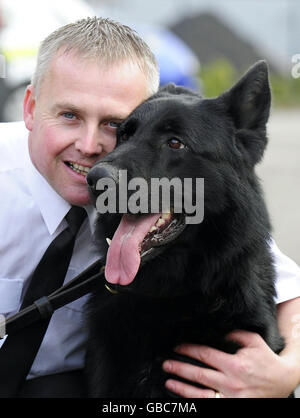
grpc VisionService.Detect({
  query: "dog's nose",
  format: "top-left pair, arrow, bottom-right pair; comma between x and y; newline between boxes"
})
87,165 -> 113,190
86,163 -> 118,191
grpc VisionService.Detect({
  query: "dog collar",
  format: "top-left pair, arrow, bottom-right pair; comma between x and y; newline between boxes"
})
104,283 -> 119,295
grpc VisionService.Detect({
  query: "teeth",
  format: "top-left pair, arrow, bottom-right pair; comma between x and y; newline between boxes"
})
69,162 -> 91,175
149,212 -> 172,233
106,238 -> 112,246
155,218 -> 165,227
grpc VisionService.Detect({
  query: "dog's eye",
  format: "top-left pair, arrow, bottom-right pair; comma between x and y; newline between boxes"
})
168,138 -> 185,149
119,132 -> 129,142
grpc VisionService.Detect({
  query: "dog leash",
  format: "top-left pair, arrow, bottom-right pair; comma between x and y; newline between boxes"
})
1,258 -> 107,338
1,250 -> 151,338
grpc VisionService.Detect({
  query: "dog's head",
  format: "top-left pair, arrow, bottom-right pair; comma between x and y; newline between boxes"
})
87,61 -> 271,295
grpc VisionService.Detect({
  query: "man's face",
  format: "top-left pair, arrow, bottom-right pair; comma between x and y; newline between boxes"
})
24,51 -> 150,206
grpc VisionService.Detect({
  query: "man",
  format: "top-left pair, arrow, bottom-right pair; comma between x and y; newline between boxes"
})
0,17 -> 299,398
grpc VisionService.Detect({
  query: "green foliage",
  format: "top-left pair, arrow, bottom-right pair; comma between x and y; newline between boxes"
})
270,75 -> 300,107
199,59 -> 237,98
199,59 -> 300,107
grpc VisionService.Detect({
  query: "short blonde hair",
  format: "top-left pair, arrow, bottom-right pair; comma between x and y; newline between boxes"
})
32,16 -> 160,96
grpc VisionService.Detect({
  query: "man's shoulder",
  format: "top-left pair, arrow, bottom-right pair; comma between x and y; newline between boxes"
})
0,122 -> 28,169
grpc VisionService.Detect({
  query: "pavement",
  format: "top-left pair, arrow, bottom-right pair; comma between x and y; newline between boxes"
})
256,107 -> 300,398
257,108 -> 300,266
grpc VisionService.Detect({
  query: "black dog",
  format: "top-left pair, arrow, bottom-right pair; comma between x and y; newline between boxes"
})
85,61 -> 284,397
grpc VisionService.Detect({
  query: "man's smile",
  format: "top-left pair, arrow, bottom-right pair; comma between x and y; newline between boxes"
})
64,161 -> 92,176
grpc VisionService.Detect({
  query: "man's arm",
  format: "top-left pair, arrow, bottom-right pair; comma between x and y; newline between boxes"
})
162,297 -> 300,398
277,296 -> 300,384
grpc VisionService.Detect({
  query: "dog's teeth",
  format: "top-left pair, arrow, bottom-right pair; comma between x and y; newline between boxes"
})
106,238 -> 112,246
149,226 -> 157,232
162,212 -> 171,220
156,218 -> 165,227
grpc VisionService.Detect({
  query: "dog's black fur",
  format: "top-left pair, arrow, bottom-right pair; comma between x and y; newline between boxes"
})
85,61 -> 284,397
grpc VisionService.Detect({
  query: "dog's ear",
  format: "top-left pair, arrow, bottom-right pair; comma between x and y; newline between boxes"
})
222,61 -> 271,165
152,83 -> 199,99
223,61 -> 271,130
159,83 -> 178,94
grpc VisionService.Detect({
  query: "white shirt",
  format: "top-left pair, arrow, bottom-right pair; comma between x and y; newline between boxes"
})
0,122 -> 101,379
0,122 -> 300,379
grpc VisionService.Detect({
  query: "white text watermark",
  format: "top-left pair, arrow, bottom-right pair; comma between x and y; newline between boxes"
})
95,170 -> 204,224
292,313 -> 300,338
0,314 -> 6,338
0,54 -> 6,78
291,54 -> 300,79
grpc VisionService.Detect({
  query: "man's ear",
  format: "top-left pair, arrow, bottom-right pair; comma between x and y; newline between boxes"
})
23,85 -> 36,131
222,61 -> 271,130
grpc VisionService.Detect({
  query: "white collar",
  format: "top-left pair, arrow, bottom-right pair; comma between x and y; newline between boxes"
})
24,139 -> 71,235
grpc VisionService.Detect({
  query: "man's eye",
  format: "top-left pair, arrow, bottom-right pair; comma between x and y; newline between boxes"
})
108,121 -> 121,128
62,112 -> 76,120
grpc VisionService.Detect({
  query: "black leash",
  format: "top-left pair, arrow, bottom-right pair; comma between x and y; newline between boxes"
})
1,258 -> 106,338
1,253 -> 150,339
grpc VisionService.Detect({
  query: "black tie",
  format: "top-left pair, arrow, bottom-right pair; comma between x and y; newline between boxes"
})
0,206 -> 87,397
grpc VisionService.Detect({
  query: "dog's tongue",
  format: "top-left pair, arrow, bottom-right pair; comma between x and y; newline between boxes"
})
105,213 -> 161,286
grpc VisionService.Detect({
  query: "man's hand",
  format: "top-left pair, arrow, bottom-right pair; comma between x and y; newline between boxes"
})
162,329 -> 299,398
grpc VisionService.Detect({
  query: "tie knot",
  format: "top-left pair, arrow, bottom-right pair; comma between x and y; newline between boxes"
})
65,206 -> 87,235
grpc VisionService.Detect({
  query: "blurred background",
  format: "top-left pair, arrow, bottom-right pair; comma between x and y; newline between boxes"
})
0,0 -> 299,394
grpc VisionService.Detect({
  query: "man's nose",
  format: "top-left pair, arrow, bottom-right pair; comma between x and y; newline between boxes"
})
75,127 -> 103,157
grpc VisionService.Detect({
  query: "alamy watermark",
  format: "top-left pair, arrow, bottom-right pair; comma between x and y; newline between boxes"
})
292,313 -> 300,338
291,54 -> 300,79
0,54 -> 6,78
95,170 -> 204,224
0,314 -> 5,339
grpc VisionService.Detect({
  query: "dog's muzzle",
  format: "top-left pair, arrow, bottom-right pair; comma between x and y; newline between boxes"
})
87,163 -> 119,201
